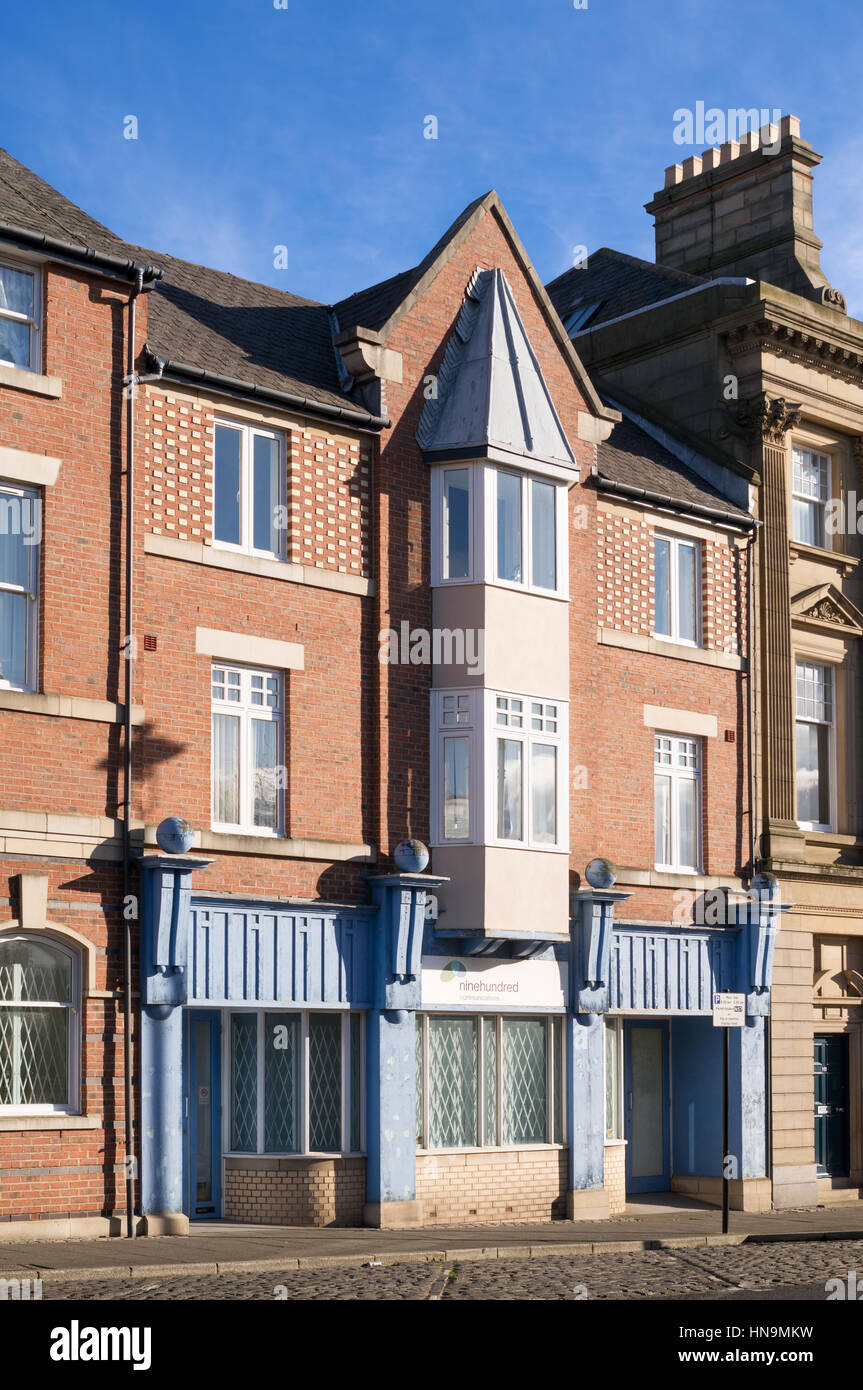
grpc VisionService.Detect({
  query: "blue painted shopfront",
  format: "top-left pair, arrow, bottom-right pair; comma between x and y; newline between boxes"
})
136,855 -> 781,1229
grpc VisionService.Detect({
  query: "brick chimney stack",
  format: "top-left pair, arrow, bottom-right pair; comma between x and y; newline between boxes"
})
646,115 -> 845,310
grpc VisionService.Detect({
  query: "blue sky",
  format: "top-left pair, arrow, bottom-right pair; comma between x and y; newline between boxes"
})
3,0 -> 863,313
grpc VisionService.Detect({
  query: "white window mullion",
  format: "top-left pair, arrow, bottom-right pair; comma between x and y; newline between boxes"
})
302,1012 -> 311,1155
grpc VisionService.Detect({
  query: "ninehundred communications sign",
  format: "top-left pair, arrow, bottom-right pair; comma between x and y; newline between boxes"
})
420,955 -> 567,1009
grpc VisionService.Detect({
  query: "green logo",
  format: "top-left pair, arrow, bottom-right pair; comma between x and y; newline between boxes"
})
440,960 -> 466,983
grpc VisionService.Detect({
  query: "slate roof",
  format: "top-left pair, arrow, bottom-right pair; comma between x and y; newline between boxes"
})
0,148 -> 360,415
596,412 -> 751,521
417,267 -> 575,468
546,248 -> 705,332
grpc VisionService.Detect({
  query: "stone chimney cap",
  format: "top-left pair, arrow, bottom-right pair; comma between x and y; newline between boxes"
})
663,114 -> 805,190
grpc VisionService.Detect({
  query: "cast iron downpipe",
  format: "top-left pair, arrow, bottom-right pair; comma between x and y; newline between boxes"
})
121,266 -> 158,1238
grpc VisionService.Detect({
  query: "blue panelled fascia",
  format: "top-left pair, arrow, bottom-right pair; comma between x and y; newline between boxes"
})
368,874 -> 446,1010
187,897 -> 376,1008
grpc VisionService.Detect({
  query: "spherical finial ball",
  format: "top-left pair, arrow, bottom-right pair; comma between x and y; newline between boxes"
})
155,816 -> 195,854
393,839 -> 430,873
584,857 -> 617,889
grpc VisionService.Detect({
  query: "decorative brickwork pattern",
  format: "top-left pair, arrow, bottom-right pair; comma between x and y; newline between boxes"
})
289,431 -> 371,575
596,508 -> 746,656
416,1148 -> 568,1224
142,391 -> 212,541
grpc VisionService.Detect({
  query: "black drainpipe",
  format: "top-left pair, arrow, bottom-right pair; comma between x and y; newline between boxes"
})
121,266 -> 150,1239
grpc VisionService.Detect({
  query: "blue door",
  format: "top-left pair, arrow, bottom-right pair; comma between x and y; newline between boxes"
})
625,1020 -> 670,1193
186,1011 -> 222,1219
814,1034 -> 849,1178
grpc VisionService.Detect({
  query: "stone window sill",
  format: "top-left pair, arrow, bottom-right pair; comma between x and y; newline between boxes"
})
0,1114 -> 100,1131
0,362 -> 62,398
165,827 -> 375,863
0,689 -> 145,724
790,540 -> 859,576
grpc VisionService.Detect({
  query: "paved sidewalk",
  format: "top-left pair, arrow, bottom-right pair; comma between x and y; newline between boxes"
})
2,1197 -> 863,1283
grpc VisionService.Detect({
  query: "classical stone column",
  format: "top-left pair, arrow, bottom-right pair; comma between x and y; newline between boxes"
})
737,393 -> 806,861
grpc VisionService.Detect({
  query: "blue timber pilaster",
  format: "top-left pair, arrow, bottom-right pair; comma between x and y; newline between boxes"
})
727,877 -> 784,1183
567,887 -> 631,1218
137,853 -> 211,1235
365,873 -> 445,1228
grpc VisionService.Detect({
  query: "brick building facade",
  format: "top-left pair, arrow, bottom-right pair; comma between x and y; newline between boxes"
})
0,149 -> 773,1234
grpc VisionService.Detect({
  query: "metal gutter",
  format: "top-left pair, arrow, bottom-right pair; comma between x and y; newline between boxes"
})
142,347 -> 390,431
591,466 -> 758,531
0,219 -> 161,284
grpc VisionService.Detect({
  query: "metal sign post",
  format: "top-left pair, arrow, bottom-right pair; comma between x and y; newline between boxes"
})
712,992 -> 745,1234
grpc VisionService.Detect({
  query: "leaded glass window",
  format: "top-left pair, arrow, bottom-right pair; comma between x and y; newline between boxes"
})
417,1013 -> 564,1150
502,1017 -> 547,1144
0,936 -> 76,1112
229,1010 -> 362,1155
309,1014 -> 341,1152
264,1012 -> 300,1152
428,1016 -> 477,1148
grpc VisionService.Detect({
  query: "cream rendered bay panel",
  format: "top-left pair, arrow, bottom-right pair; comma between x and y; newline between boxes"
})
432,844 -> 570,937
431,584 -> 569,695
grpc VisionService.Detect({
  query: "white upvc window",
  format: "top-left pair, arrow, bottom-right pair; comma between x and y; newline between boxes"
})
490,692 -> 565,850
0,482 -> 40,692
493,468 -> 564,596
653,533 -> 701,645
213,420 -> 284,558
0,259 -> 40,372
0,934 -> 80,1115
795,659 -> 835,831
654,732 -> 701,872
226,1009 -> 363,1156
792,447 -> 831,549
211,663 -> 284,835
415,1013 -> 565,1150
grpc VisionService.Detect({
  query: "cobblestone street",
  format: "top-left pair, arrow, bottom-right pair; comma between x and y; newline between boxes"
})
34,1238 -> 863,1301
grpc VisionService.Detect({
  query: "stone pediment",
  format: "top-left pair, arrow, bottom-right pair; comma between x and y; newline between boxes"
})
790,583 -> 863,636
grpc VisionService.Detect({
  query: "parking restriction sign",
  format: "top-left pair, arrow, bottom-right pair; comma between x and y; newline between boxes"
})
712,992 -> 745,1027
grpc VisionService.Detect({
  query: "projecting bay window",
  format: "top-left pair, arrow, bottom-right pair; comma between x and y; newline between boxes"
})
494,695 -> 561,848
0,260 -> 40,372
213,420 -> 284,558
229,1010 -> 363,1155
795,660 -> 834,831
0,936 -> 79,1115
0,483 -> 39,691
211,663 -> 283,835
415,1014 -> 564,1149
792,447 -> 831,549
654,733 -> 701,872
495,469 -> 561,593
654,533 -> 700,645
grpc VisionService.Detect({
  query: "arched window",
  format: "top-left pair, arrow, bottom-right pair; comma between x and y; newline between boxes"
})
0,935 -> 80,1113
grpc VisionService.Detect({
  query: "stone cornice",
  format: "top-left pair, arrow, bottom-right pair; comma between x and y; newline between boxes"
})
726,313 -> 863,385
736,392 -> 801,444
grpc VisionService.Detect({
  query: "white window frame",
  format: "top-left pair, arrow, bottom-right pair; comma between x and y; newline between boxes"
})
416,1012 -> 566,1152
431,464 -> 480,585
0,258 -> 41,373
222,1008 -> 363,1157
431,689 -> 481,844
0,481 -> 40,692
653,532 -> 702,647
212,419 -> 285,560
653,731 -> 702,873
791,446 -> 831,551
210,663 -> 284,836
0,933 -> 80,1116
795,658 -> 836,833
486,467 -> 568,599
486,689 -> 568,851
